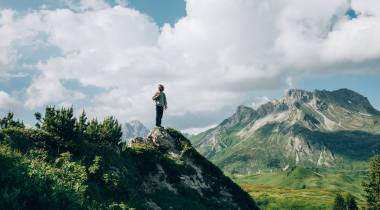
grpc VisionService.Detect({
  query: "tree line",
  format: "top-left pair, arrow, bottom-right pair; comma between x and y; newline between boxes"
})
1,106 -> 123,153
333,155 -> 380,210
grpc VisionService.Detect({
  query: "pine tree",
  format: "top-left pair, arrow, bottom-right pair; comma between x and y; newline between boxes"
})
0,112 -> 25,128
39,106 -> 76,141
100,116 -> 122,146
35,106 -> 77,153
87,119 -> 101,144
363,155 -> 380,210
86,117 -> 122,146
345,193 -> 359,210
333,193 -> 346,210
75,110 -> 88,141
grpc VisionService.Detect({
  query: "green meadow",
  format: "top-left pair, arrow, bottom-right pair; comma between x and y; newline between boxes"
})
231,167 -> 367,210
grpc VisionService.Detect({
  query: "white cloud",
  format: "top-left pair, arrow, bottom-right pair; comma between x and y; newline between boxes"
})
251,96 -> 270,109
275,0 -> 380,70
25,73 -> 86,108
0,91 -> 20,110
1,0 -> 380,128
181,124 -> 217,135
62,0 -> 110,11
322,15 -> 380,63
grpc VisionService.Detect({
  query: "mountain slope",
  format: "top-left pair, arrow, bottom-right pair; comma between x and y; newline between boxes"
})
0,126 -> 258,210
191,89 -> 380,174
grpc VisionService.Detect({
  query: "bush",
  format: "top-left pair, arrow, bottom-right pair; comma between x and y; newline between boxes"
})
0,145 -> 88,210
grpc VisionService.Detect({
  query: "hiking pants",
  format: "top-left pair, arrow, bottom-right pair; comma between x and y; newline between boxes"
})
156,105 -> 164,127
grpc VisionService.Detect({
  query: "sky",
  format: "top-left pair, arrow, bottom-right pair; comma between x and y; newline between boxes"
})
0,0 -> 379,133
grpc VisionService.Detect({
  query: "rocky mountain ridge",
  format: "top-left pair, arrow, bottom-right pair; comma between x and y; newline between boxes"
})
191,88 -> 380,174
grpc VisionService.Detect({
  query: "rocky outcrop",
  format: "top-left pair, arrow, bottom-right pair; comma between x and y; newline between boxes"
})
126,127 -> 259,210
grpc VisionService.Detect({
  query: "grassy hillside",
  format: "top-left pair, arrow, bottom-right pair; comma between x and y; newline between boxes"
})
0,108 -> 258,210
232,167 -> 367,209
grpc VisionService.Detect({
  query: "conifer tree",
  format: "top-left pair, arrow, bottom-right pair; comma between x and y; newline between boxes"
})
333,193 -> 346,210
100,116 -> 122,146
363,155 -> 380,210
87,119 -> 101,143
75,110 -> 88,141
35,106 -> 76,153
345,193 -> 359,210
0,112 -> 24,128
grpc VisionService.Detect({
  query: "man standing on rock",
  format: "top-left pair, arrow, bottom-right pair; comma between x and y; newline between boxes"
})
152,84 -> 167,127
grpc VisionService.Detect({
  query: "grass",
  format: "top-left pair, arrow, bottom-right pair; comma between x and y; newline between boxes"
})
240,184 -> 336,210
232,167 -> 367,210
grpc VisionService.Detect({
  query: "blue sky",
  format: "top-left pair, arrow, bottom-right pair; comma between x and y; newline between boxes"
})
127,0 -> 185,26
0,0 -> 379,131
0,0 -> 186,25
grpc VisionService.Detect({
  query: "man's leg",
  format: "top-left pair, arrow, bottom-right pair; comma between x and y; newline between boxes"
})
158,106 -> 163,127
155,106 -> 160,126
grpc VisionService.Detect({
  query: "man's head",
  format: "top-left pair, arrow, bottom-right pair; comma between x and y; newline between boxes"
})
158,84 -> 165,92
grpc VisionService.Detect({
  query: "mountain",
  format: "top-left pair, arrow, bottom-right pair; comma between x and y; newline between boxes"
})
191,88 -> 380,174
122,120 -> 149,140
0,125 -> 258,209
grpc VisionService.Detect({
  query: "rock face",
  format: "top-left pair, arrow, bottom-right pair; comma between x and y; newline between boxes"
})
122,120 -> 149,140
125,127 -> 259,210
127,128 -> 181,152
191,88 -> 380,174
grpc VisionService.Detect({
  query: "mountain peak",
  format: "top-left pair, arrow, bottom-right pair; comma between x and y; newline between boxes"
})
315,88 -> 379,115
220,105 -> 258,129
286,89 -> 312,97
284,89 -> 314,104
271,88 -> 379,115
237,105 -> 254,112
128,120 -> 144,127
122,120 -> 149,140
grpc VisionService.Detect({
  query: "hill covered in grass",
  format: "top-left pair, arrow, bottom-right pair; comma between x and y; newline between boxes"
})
0,107 -> 258,210
234,166 -> 366,209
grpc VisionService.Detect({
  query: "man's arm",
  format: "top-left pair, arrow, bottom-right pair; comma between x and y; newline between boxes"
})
164,93 -> 168,109
152,92 -> 160,100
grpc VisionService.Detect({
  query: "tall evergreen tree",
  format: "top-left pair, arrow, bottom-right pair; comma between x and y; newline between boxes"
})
333,193 -> 346,210
35,106 -> 77,153
100,116 -> 122,146
75,110 -> 88,141
87,119 -> 101,144
345,193 -> 359,210
0,112 -> 25,128
363,155 -> 380,210
38,106 -> 76,141
34,112 -> 42,128
86,117 -> 122,146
